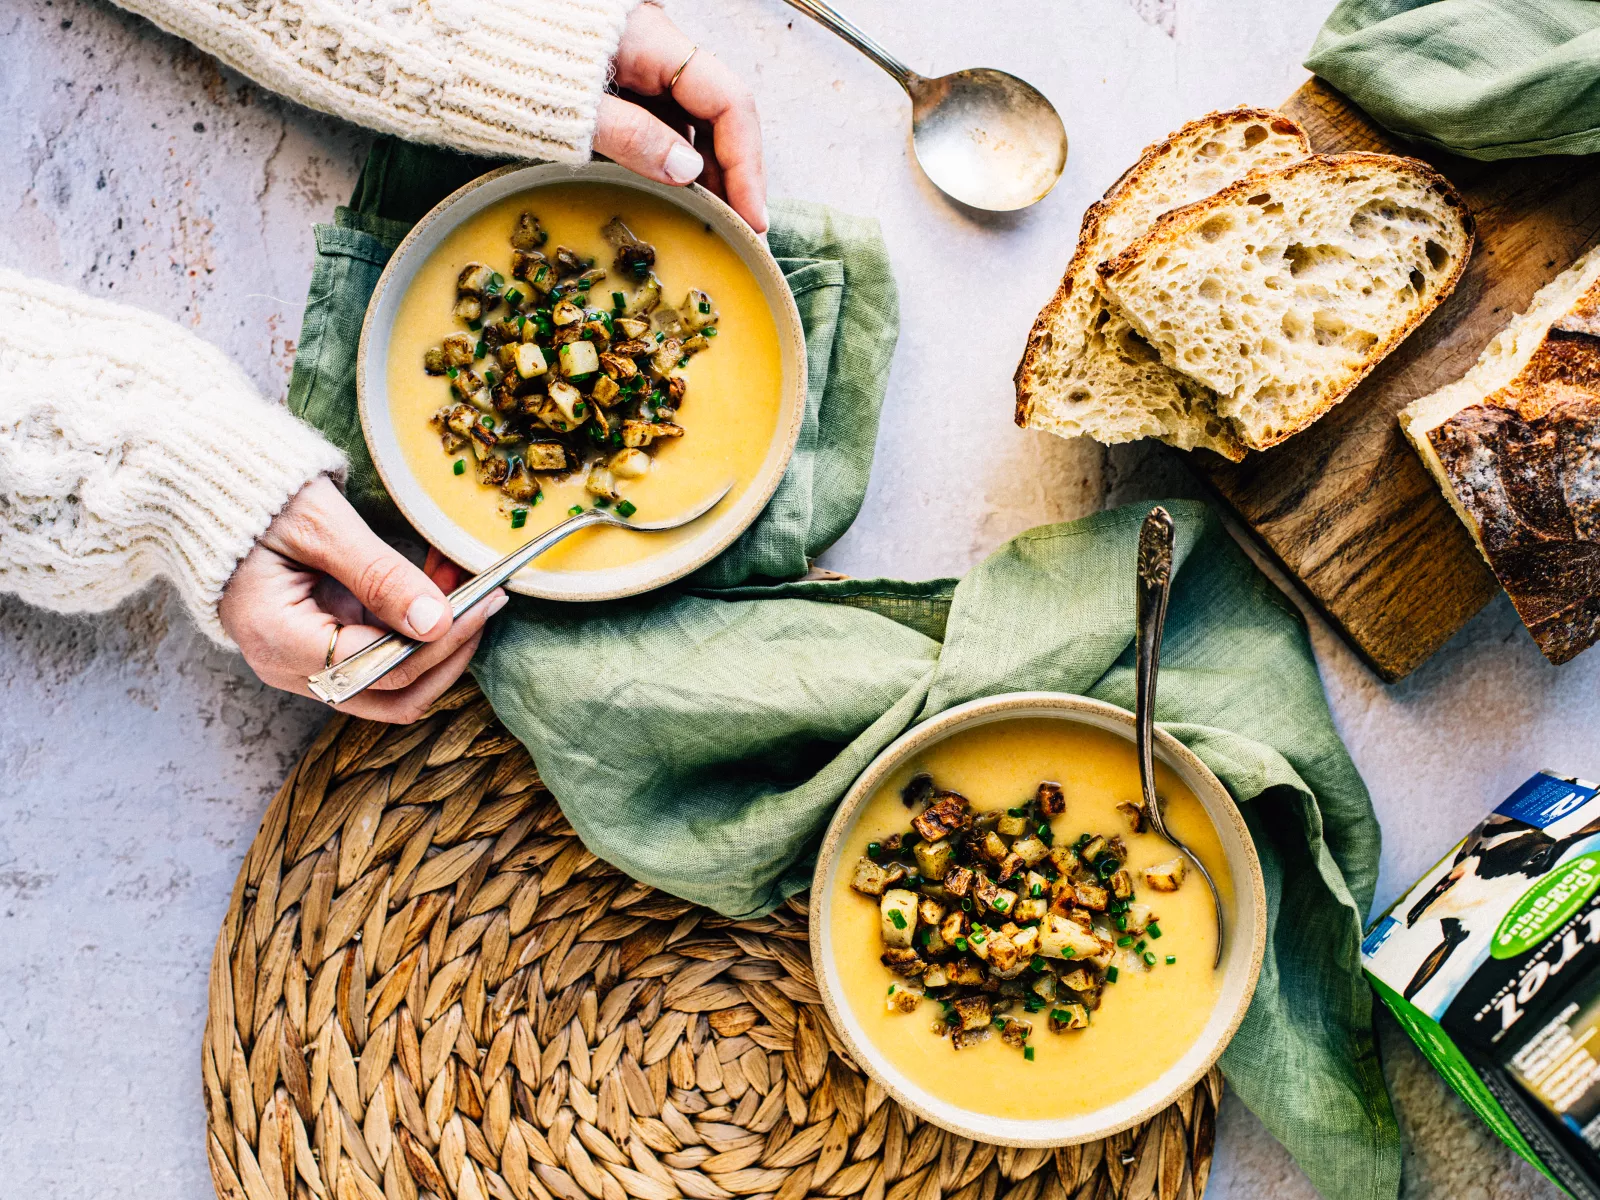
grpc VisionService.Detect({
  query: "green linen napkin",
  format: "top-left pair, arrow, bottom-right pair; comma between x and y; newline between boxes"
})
288,139 -> 1398,1200
1308,0 -> 1600,159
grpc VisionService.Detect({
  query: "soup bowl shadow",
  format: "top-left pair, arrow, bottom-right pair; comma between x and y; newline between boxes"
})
809,691 -> 1266,1147
356,161 -> 808,601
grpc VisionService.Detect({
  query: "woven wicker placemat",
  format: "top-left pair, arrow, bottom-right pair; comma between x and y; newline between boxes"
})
202,680 -> 1222,1200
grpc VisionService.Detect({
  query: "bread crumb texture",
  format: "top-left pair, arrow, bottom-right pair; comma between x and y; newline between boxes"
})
1100,153 -> 1473,450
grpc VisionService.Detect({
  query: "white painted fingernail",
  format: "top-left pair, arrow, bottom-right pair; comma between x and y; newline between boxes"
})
487,593 -> 509,617
664,142 -> 703,184
407,594 -> 445,636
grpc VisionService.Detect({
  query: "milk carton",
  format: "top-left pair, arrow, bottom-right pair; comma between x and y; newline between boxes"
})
1364,771 -> 1600,1198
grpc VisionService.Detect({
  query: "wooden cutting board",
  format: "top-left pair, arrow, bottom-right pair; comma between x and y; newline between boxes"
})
1189,79 -> 1600,681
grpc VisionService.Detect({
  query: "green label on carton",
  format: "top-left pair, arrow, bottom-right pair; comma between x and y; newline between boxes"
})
1493,853 -> 1600,959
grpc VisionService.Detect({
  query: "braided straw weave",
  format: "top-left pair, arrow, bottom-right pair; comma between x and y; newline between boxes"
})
202,681 -> 1222,1200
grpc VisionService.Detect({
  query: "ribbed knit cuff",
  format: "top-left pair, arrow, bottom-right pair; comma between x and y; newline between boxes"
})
121,405 -> 347,647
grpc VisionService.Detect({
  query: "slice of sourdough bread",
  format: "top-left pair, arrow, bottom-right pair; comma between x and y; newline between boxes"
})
1013,109 -> 1310,461
1401,248 -> 1600,664
1098,152 -> 1474,450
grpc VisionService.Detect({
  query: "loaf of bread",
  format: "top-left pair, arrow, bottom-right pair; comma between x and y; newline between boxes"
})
1013,109 -> 1309,461
1098,153 -> 1474,450
1400,248 -> 1600,664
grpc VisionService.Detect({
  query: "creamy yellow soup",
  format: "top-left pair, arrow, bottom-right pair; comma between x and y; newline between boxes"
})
386,183 -> 784,572
830,718 -> 1231,1121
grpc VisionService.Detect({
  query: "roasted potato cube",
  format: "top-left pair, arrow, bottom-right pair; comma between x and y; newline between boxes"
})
576,268 -> 608,290
912,794 -> 970,842
619,419 -> 683,449
553,246 -> 585,277
521,441 -> 569,473
585,465 -> 620,502
1073,880 -> 1109,911
591,374 -> 621,407
1080,835 -> 1108,863
917,897 -> 945,928
986,931 -> 1021,974
966,926 -> 993,961
681,288 -> 718,331
430,406 -> 467,452
997,813 -> 1029,838
951,995 -> 992,1032
1049,845 -> 1081,877
1039,917 -> 1104,961
1011,835 -> 1049,867
1109,869 -> 1134,900
851,857 -> 892,897
997,852 -> 1025,883
502,458 -> 540,503
424,347 -> 448,375
1013,897 -> 1048,923
559,340 -> 600,378
951,1027 -> 990,1051
1031,972 -> 1057,1003
880,947 -> 926,977
1050,1004 -> 1089,1032
443,404 -> 478,440
680,333 -> 710,358
441,332 -> 477,367
943,866 -> 974,898
613,316 -> 650,340
971,872 -> 999,910
912,839 -> 953,881
609,448 -> 650,480
981,831 -> 1009,864
546,379 -> 586,425
511,211 -> 546,251
1037,781 -> 1066,816
939,912 -> 966,944
886,981 -> 923,1014
1146,858 -> 1187,892
457,262 -> 495,296
1124,902 -> 1155,935
599,351 -> 639,382
483,319 -> 519,349
1011,925 -> 1040,958
1058,967 -> 1096,993
626,274 -> 663,316
512,343 -> 548,379
947,959 -> 985,987
921,924 -> 949,957
648,339 -> 683,379
513,252 -> 553,292
986,887 -> 1018,918
475,453 -> 508,487
880,888 -> 919,949
580,317 -> 611,348
1106,836 -> 1128,862
552,299 -> 585,327
450,367 -> 486,400
1000,1018 -> 1031,1049
1116,801 -> 1145,832
923,963 -> 949,989
453,294 -> 483,323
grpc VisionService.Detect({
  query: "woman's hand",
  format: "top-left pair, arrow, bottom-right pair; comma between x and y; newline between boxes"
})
220,477 -> 505,723
597,2 -> 767,232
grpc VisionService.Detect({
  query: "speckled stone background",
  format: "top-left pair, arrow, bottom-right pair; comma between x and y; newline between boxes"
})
1,0 -> 1593,1196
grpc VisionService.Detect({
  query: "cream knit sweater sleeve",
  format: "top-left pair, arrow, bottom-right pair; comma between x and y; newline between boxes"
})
116,0 -> 642,162
0,269 -> 347,646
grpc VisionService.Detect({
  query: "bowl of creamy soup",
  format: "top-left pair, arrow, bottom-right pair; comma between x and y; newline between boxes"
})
811,692 -> 1265,1145
358,163 -> 807,599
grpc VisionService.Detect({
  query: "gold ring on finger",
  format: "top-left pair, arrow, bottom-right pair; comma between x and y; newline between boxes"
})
669,45 -> 699,94
325,622 -> 343,670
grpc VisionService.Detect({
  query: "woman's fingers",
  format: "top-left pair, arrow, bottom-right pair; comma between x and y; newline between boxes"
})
331,627 -> 487,723
596,94 -> 706,187
262,477 -> 452,640
608,4 -> 767,232
327,588 -> 505,692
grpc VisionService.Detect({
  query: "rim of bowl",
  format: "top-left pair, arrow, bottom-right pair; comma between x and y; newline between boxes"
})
809,691 -> 1266,1147
356,162 -> 808,601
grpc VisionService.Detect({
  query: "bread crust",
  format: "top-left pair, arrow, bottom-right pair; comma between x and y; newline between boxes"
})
1011,108 -> 1309,433
1096,152 -> 1475,450
1425,278 -> 1600,663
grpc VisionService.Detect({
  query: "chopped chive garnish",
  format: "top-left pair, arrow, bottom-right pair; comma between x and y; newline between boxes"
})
480,415 -> 495,428
510,508 -> 527,529
887,985 -> 896,995
474,340 -> 487,357
1136,940 -> 1147,952
1030,884 -> 1042,897
506,289 -> 523,306
945,1013 -> 960,1025
491,272 -> 505,287
1115,915 -> 1128,931
612,291 -> 625,310
452,459 -> 465,475
677,357 -> 688,368
568,505 -> 584,516
1030,956 -> 1045,972
970,934 -> 986,946
593,496 -> 611,508
1143,952 -> 1157,966
468,318 -> 483,331
447,366 -> 459,379
1052,1009 -> 1068,1021
888,910 -> 907,930
616,499 -> 637,518
1117,936 -> 1132,947
698,301 -> 711,313
485,370 -> 499,386
867,842 -> 882,859
705,327 -> 717,336
1023,1047 -> 1035,1061
953,937 -> 968,951
1166,955 -> 1177,965
655,331 -> 665,342
1106,966 -> 1119,983
961,898 -> 973,912
1148,922 -> 1162,939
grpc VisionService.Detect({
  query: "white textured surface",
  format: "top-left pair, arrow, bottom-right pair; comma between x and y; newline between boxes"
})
0,0 -> 1588,1197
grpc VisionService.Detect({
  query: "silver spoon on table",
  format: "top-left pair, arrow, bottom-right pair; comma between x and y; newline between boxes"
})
1135,506 -> 1225,968
781,0 -> 1067,212
307,483 -> 734,707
